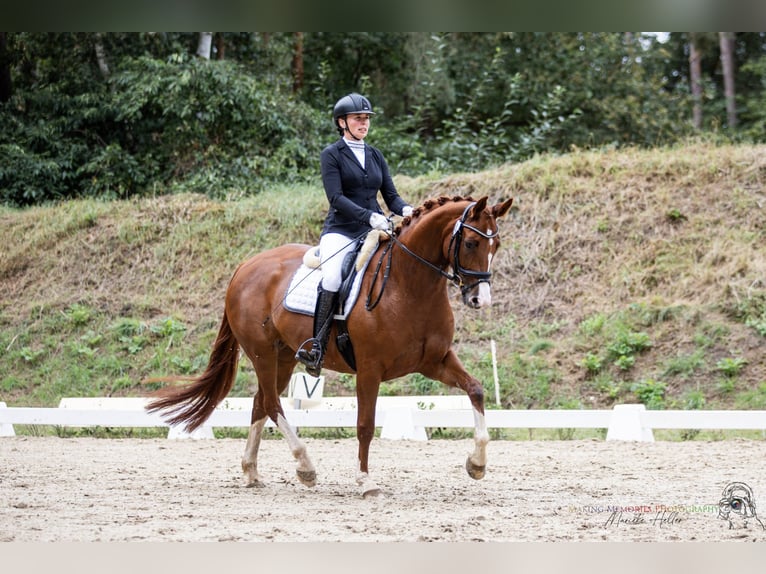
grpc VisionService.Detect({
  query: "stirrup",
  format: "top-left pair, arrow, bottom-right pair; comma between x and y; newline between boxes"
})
295,338 -> 323,376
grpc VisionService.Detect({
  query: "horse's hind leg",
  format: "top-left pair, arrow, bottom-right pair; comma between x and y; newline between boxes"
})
275,350 -> 317,487
242,411 -> 317,488
241,347 -> 316,488
276,411 -> 317,487
242,403 -> 268,488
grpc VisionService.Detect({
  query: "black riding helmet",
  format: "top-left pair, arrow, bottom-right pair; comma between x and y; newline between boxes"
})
333,93 -> 375,136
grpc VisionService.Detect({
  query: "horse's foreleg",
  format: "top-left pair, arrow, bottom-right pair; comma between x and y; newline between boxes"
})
465,406 -> 489,480
431,349 -> 489,480
355,374 -> 382,498
355,440 -> 382,498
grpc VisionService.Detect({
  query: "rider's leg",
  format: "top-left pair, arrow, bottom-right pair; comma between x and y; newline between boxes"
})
295,233 -> 351,376
295,284 -> 338,376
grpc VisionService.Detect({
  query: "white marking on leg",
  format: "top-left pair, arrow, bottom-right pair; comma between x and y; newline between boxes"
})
277,413 -> 316,482
469,408 -> 489,469
242,417 -> 267,487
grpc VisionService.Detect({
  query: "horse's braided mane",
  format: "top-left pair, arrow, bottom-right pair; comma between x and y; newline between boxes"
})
393,195 -> 475,237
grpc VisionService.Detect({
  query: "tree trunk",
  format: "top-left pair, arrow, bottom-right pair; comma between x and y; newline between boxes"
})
215,33 -> 225,60
196,32 -> 213,60
689,33 -> 703,130
0,32 -> 11,103
94,33 -> 110,78
719,32 -> 737,129
292,32 -> 304,94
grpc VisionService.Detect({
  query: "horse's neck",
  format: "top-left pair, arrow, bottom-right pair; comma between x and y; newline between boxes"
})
398,207 -> 460,267
391,206 -> 460,292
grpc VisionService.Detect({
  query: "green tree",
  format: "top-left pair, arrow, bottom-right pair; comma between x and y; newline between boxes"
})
2,32 -> 766,206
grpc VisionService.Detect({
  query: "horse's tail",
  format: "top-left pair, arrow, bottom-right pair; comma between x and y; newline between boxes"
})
145,310 -> 239,432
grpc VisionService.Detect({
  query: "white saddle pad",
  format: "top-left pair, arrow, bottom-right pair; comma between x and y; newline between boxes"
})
283,236 -> 380,320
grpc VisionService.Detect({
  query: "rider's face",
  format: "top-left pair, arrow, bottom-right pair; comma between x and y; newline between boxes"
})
341,114 -> 370,140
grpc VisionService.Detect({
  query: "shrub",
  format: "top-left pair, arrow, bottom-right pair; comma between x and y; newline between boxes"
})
630,379 -> 667,409
715,357 -> 747,378
580,352 -> 603,374
606,331 -> 652,359
731,292 -> 766,337
1,54 -> 327,206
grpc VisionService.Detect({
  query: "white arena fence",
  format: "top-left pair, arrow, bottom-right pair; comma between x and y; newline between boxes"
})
2,391 -> 766,442
2,374 -> 765,441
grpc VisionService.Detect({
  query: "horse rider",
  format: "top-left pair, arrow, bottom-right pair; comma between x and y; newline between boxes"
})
295,92 -> 414,376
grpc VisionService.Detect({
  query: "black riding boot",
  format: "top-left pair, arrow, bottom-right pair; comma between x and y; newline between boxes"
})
295,286 -> 338,377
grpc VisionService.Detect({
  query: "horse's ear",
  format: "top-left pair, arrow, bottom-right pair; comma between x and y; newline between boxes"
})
470,197 -> 489,219
492,198 -> 514,219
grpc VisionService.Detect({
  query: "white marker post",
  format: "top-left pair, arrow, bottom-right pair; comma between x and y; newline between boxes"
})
491,339 -> 501,407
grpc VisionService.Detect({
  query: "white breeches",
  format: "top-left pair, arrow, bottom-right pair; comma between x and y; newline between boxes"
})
319,232 -> 357,292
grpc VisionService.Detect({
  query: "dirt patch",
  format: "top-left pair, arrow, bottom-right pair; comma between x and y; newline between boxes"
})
2,437 -> 765,542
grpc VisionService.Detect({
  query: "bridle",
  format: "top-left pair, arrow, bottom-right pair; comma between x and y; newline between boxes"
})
366,202 -> 499,310
447,202 -> 499,294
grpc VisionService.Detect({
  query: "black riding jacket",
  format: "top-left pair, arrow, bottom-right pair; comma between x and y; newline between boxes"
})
320,139 -> 408,238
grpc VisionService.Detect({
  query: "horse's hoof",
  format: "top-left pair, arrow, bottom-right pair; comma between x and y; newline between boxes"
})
465,457 -> 486,480
362,486 -> 382,498
242,465 -> 266,488
297,469 -> 317,487
357,474 -> 382,498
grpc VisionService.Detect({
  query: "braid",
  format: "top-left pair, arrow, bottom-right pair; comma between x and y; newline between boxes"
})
393,195 -> 475,237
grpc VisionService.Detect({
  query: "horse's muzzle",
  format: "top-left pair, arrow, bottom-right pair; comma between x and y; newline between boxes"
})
463,281 -> 491,309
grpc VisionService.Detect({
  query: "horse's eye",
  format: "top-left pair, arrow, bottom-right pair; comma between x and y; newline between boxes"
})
465,240 -> 478,250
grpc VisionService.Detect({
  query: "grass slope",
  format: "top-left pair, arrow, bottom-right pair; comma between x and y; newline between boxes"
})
2,141 -> 765,424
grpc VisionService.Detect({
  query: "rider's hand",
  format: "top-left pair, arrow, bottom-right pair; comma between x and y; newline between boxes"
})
369,212 -> 389,231
402,205 -> 414,218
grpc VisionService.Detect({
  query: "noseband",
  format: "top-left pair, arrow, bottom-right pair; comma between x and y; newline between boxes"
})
367,202 -> 499,310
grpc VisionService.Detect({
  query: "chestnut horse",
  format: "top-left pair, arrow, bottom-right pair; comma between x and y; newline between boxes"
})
146,195 -> 514,496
